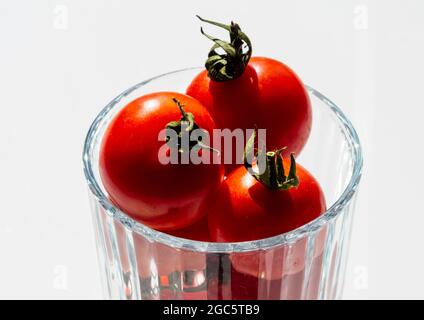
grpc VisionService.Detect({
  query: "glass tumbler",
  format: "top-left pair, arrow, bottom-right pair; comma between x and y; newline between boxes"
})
83,68 -> 362,300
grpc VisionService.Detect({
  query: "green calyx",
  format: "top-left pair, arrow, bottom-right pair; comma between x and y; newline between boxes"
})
244,129 -> 299,190
165,98 -> 217,154
196,15 -> 252,82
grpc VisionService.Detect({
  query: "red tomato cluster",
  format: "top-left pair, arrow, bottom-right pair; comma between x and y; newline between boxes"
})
99,17 -> 326,243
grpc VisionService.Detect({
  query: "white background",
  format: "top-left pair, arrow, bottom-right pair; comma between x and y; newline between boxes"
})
1,0 -> 423,299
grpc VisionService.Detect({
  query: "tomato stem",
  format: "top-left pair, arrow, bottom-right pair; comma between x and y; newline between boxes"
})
244,128 -> 299,190
166,98 -> 218,155
173,98 -> 189,121
196,15 -> 252,82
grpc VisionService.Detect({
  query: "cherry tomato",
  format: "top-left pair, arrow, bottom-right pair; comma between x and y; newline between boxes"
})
187,57 -> 311,173
206,159 -> 326,242
187,17 -> 312,173
99,92 -> 224,231
204,142 -> 326,289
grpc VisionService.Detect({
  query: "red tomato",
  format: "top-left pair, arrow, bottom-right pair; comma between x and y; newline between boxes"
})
99,92 -> 224,231
187,58 -> 311,173
206,159 -> 326,242
187,17 -> 311,173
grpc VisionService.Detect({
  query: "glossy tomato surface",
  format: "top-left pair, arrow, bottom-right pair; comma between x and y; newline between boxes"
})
100,92 -> 224,231
187,57 -> 312,173
207,160 -> 326,242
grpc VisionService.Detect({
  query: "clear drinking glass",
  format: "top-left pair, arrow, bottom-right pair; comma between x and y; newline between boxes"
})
83,68 -> 362,300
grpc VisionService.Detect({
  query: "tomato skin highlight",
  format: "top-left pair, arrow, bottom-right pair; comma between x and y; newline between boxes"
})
99,92 -> 224,231
187,57 -> 312,173
206,161 -> 326,243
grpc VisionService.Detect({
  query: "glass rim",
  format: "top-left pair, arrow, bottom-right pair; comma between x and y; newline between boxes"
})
82,67 -> 363,253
